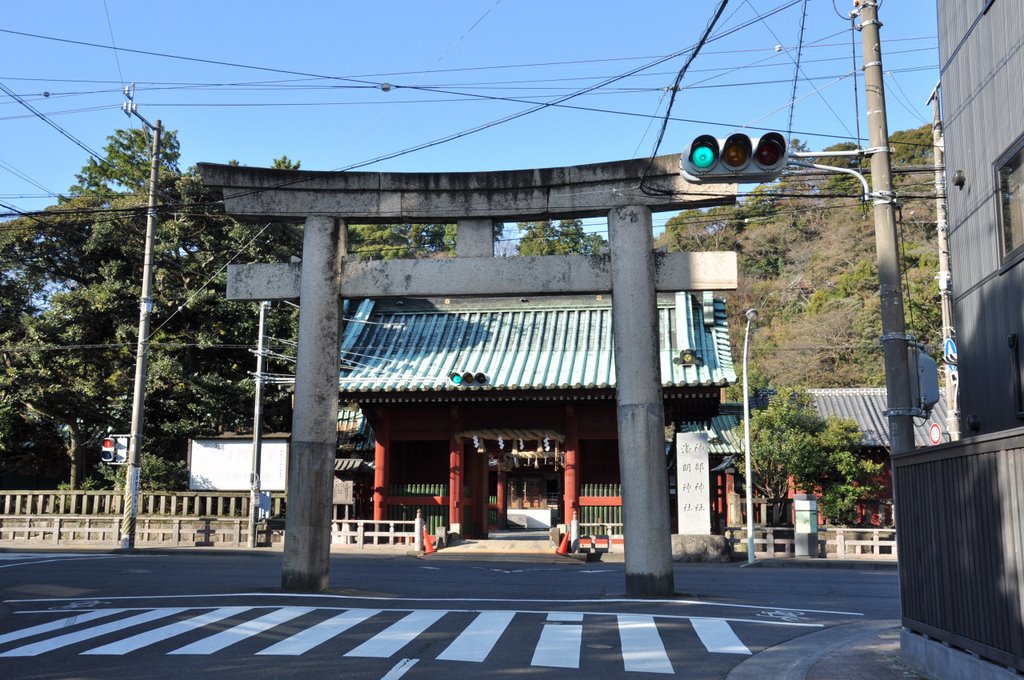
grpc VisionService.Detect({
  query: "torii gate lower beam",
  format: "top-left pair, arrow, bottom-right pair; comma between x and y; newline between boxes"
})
199,155 -> 737,596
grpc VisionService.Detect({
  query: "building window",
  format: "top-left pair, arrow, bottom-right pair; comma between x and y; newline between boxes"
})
999,141 -> 1024,258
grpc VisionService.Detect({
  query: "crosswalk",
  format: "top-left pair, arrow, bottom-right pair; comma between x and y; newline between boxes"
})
0,605 -> 783,674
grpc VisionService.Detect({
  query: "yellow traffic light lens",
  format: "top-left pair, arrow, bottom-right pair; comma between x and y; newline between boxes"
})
722,144 -> 749,168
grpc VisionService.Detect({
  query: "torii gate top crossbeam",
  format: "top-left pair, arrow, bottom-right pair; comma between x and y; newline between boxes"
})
197,154 -> 735,222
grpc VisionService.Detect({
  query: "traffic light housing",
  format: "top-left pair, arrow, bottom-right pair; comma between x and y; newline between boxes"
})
680,132 -> 789,184
100,435 -> 128,464
449,371 -> 488,387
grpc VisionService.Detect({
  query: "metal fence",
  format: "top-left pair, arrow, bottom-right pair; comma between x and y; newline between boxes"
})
892,428 -> 1024,673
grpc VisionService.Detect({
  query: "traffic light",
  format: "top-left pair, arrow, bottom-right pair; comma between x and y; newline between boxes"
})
101,438 -> 116,462
680,132 -> 789,184
100,435 -> 128,464
449,371 -> 488,387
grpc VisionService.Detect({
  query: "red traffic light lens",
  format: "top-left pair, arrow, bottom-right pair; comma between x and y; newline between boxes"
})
755,138 -> 784,166
102,438 -> 115,449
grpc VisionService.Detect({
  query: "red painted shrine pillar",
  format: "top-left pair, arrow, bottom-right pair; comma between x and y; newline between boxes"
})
448,407 -> 463,534
373,409 -> 389,521
496,466 -> 506,529
563,406 -> 580,519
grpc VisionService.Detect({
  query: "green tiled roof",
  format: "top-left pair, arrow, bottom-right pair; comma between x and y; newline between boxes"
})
338,292 -> 736,394
677,414 -> 742,455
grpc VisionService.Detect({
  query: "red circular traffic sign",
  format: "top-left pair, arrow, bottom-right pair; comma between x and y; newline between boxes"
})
929,423 -> 942,445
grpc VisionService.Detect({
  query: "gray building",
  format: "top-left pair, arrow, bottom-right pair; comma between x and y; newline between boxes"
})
895,2 -> 1024,678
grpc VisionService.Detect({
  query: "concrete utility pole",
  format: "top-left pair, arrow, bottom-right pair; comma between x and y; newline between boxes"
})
248,300 -> 271,548
928,85 -> 960,442
856,0 -> 916,457
121,116 -> 162,550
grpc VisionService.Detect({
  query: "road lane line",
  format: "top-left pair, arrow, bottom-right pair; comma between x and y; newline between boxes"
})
691,618 -> 751,655
257,608 -> 380,656
344,610 -> 446,658
0,608 -> 185,657
531,612 -> 583,669
0,610 -> 126,646
82,607 -> 252,655
168,607 -> 314,655
617,614 -> 674,674
436,610 -> 515,662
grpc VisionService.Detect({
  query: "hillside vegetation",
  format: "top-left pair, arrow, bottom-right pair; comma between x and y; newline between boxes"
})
655,124 -> 941,390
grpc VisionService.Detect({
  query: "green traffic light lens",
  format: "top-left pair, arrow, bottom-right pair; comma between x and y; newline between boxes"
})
450,372 -> 463,385
690,145 -> 716,169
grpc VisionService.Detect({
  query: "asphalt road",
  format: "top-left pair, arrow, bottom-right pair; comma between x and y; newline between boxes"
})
0,550 -> 901,679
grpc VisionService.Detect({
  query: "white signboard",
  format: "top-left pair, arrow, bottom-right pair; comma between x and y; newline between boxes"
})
188,438 -> 288,491
676,432 -> 711,535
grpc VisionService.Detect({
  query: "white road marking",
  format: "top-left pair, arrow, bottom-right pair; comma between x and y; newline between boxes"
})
0,608 -> 185,657
3,591 -> 863,618
381,657 -> 418,679
617,614 -> 674,674
531,612 -> 583,668
436,610 -> 515,662
257,608 -> 380,656
0,609 -> 125,646
690,617 -> 751,655
0,555 -> 121,570
344,610 -> 446,658
169,607 -> 314,655
82,607 -> 252,655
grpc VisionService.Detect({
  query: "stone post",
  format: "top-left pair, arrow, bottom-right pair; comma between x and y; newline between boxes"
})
608,205 -> 674,597
281,215 -> 344,593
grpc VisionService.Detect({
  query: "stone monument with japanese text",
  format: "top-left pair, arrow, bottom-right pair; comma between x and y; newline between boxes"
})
675,432 -> 711,535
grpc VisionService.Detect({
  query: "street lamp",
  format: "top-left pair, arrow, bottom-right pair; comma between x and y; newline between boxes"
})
742,308 -> 758,566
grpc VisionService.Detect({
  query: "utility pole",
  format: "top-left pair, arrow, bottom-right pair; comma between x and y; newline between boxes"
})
928,84 -> 960,441
248,300 -> 271,548
121,84 -> 162,550
855,1 -> 916,456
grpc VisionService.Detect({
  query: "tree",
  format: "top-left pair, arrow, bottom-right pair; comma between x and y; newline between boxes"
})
0,130 -> 302,489
516,219 -> 606,256
743,388 -> 881,525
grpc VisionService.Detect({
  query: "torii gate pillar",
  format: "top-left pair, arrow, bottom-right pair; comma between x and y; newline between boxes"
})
282,215 -> 344,592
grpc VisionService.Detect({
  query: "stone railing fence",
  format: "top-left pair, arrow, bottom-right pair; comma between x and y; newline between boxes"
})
724,526 -> 897,560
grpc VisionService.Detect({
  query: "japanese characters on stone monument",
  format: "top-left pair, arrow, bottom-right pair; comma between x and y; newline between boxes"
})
675,432 -> 711,535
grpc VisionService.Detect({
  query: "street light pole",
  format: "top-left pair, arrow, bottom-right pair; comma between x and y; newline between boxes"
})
742,308 -> 758,566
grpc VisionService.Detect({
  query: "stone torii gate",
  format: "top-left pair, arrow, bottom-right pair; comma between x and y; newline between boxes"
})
198,154 -> 738,597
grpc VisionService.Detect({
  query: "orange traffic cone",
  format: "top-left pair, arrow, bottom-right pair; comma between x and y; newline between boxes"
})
422,527 -> 437,555
555,530 -> 570,556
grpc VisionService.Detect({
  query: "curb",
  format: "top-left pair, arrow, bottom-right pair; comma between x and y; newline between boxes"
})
727,619 -> 903,680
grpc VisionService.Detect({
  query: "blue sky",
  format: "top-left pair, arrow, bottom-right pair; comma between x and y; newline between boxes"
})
1,1 -> 939,223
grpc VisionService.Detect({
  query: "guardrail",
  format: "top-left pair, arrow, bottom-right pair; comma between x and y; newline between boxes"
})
724,526 -> 897,559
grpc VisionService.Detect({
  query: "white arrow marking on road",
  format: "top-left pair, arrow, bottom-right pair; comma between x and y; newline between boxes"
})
344,610 -> 446,658
0,608 -> 185,657
83,607 -> 252,655
691,617 -> 751,655
169,607 -> 314,655
257,608 -> 380,656
617,614 -> 674,674
436,610 -> 515,662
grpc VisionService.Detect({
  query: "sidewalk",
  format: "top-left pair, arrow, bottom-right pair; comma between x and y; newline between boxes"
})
727,619 -> 924,680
